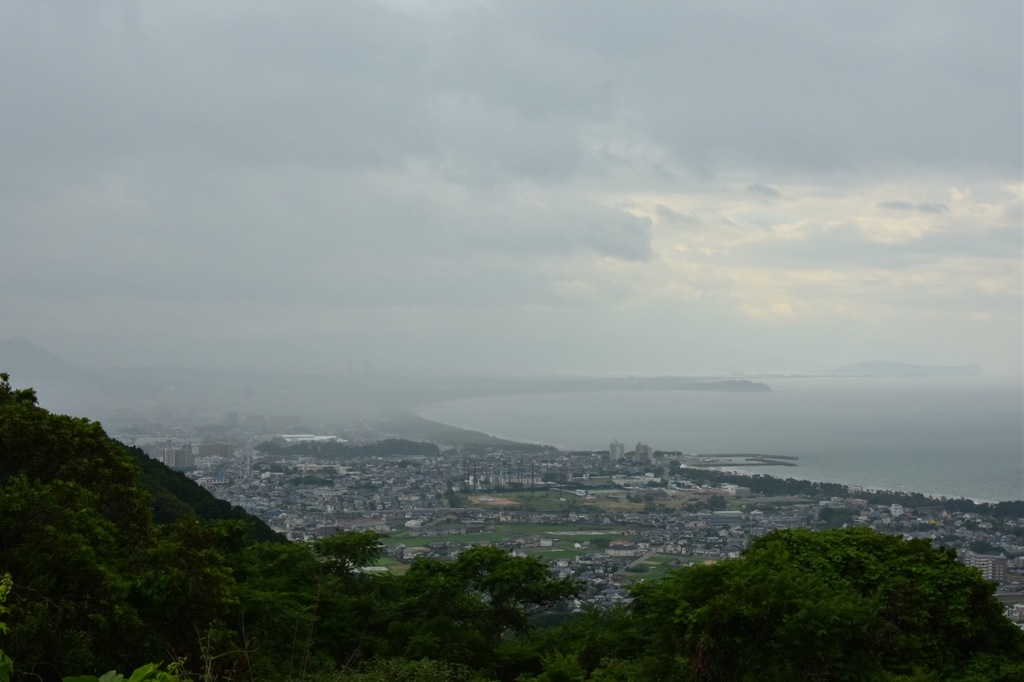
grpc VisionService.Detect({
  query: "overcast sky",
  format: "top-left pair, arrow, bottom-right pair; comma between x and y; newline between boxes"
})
1,1 -> 1021,376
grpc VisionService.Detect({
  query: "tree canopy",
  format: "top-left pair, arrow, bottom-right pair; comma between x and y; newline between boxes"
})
592,528 -> 1024,681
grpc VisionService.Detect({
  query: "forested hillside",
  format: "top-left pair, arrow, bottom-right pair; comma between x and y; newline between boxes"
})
128,445 -> 281,542
1,373 -> 1022,681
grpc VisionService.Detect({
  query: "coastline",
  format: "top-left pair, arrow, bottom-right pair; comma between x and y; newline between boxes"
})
381,409 -> 560,452
388,409 -> 1022,506
408,378 -> 1024,503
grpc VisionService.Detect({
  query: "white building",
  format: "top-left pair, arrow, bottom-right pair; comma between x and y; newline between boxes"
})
720,483 -> 751,498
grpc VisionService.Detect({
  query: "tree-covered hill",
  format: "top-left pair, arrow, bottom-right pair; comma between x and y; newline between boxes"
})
127,445 -> 281,543
0,371 -> 280,543
256,437 -> 441,460
0,374 -> 281,677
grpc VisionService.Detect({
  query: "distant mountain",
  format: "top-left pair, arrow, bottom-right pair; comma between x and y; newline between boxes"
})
822,361 -> 981,377
0,336 -> 87,382
524,376 -> 773,392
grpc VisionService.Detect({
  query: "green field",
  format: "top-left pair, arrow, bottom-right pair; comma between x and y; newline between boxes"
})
488,488 -> 735,514
381,530 -> 517,547
382,523 -> 628,548
374,519 -> 650,575
372,522 -> 707,580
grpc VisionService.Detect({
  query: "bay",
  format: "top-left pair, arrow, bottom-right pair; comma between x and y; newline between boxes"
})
417,376 -> 1024,502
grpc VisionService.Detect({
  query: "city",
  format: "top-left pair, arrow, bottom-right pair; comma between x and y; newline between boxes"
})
118,419 -> 1024,627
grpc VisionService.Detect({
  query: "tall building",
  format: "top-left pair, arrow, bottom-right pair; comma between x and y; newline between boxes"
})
609,440 -> 625,461
162,443 -> 194,469
962,552 -> 1008,582
634,442 -> 652,464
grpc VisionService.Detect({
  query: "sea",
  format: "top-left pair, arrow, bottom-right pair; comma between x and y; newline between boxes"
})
417,376 -> 1024,503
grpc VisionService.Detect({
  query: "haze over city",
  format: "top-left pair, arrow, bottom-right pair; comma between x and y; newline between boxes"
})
1,1 -> 1021,377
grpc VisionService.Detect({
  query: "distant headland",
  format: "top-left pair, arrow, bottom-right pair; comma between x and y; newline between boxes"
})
502,376 -> 772,394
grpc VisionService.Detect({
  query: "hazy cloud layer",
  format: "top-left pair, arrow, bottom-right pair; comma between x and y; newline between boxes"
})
878,200 -> 950,214
1,1 -> 1021,375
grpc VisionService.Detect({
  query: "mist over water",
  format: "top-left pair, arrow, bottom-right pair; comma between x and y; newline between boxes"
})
419,377 -> 1024,502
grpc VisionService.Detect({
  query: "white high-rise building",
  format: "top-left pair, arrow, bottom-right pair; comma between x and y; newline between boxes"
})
609,440 -> 625,461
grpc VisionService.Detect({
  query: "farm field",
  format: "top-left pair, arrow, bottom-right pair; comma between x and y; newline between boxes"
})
381,523 -> 631,547
486,488 -> 736,513
373,521 -> 649,568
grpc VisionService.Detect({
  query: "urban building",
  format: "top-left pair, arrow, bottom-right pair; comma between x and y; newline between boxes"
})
962,552 -> 1008,582
634,442 -> 652,464
162,443 -> 194,469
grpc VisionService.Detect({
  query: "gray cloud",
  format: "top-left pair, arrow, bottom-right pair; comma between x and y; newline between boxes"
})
723,221 -> 1020,271
655,205 -> 701,227
0,0 -> 1020,375
3,2 -> 1019,182
747,184 -> 781,199
878,200 -> 950,214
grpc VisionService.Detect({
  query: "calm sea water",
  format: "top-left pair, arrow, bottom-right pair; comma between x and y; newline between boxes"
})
417,377 -> 1024,502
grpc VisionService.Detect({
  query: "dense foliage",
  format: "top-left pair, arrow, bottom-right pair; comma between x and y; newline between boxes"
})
1,374 -> 1022,681
129,447 -> 282,542
626,528 -> 1024,680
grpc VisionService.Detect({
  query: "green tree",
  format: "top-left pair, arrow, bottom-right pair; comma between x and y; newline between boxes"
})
328,657 -> 479,682
0,376 -> 245,679
0,476 -> 145,676
818,506 -> 858,528
231,540 -> 322,679
969,538 -> 997,554
130,518 -> 241,670
304,532 -> 393,672
312,531 -> 386,581
449,547 -> 582,644
0,375 -> 151,544
628,528 -> 1024,681
705,495 -> 727,511
1,574 -> 14,682
387,547 -> 581,673
520,605 -> 648,681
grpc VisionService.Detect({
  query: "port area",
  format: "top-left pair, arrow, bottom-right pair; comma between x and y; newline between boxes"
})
681,453 -> 799,467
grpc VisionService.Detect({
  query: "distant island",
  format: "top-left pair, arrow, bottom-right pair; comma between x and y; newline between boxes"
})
501,376 -> 772,394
